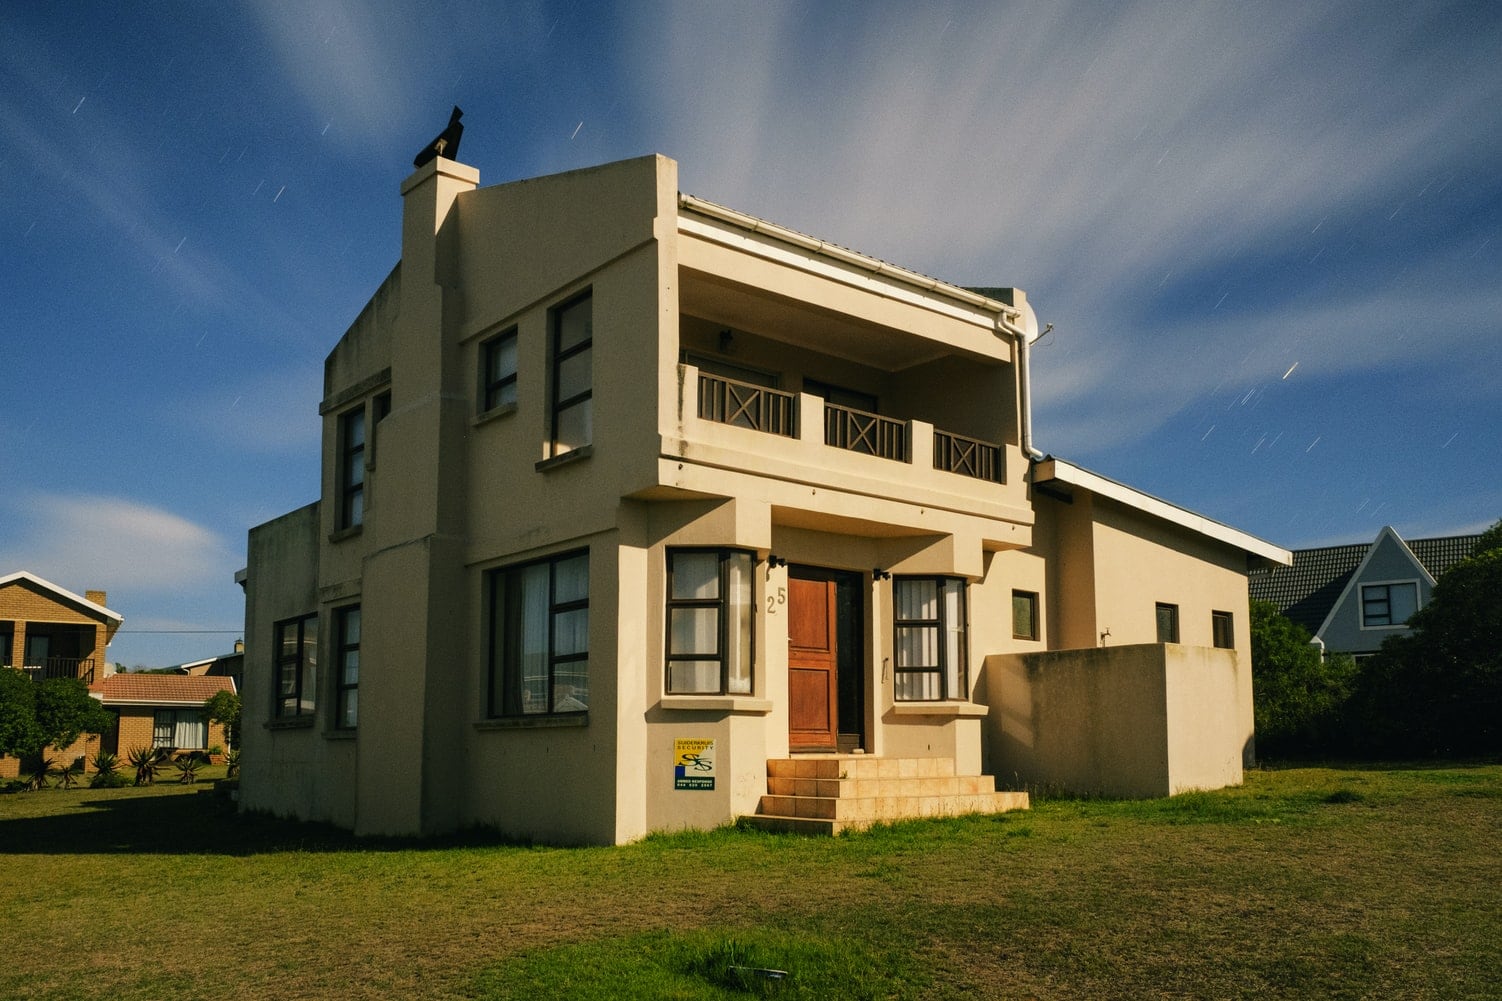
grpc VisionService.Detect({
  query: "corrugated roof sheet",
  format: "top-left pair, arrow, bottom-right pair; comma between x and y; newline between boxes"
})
95,673 -> 235,705
1249,532 -> 1481,634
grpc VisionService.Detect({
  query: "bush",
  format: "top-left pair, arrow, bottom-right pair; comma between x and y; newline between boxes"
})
128,746 -> 169,786
1251,600 -> 1358,755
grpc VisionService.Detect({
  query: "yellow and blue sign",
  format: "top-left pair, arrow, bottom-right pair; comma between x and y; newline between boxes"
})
674,738 -> 716,791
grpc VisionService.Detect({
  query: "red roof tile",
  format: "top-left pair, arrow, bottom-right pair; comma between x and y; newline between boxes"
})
96,673 -> 235,705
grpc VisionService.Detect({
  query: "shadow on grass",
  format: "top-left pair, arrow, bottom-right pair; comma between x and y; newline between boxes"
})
0,784 -> 512,856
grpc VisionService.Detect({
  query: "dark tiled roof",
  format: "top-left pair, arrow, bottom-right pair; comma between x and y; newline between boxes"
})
1248,532 -> 1481,635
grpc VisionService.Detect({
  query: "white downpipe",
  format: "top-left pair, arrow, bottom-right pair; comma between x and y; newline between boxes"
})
995,310 -> 1048,463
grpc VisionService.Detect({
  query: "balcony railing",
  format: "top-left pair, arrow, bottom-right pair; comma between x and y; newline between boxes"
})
16,657 -> 97,685
697,372 -> 796,437
933,429 -> 1002,482
824,403 -> 909,462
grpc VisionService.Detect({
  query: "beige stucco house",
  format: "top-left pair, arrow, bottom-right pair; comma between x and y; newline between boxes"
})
239,152 -> 1290,843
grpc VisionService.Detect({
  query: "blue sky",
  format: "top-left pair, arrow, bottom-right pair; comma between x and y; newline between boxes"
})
2,2 -> 1499,668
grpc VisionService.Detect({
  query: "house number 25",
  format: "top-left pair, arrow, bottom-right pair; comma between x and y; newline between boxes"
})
766,587 -> 786,614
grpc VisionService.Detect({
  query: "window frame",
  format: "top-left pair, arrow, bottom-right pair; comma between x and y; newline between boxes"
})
334,605 -> 361,730
152,708 -> 208,750
273,613 -> 319,719
487,549 -> 590,718
1155,602 -> 1180,644
892,575 -> 969,702
481,327 -> 519,413
337,405 -> 367,530
1211,609 -> 1234,649
1360,580 -> 1419,628
1012,589 -> 1039,641
549,290 -> 593,457
664,548 -> 756,696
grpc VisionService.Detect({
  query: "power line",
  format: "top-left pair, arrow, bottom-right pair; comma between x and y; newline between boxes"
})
116,629 -> 242,634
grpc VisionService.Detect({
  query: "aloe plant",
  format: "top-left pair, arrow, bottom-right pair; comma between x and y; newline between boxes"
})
225,747 -> 241,779
23,757 -> 54,791
128,746 -> 168,786
174,755 -> 201,784
52,760 -> 81,789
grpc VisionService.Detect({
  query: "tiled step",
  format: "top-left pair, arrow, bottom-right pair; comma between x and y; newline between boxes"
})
743,755 -> 1029,834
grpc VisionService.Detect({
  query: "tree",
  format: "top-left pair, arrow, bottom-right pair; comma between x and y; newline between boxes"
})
1350,530 -> 1502,756
1250,600 -> 1358,757
0,671 -> 116,774
204,689 -> 242,750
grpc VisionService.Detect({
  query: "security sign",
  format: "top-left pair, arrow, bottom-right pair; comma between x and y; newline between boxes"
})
673,738 -> 716,791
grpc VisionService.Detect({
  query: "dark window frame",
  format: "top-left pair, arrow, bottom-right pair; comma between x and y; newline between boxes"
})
664,548 -> 756,696
1211,610 -> 1234,649
1012,590 -> 1039,641
481,327 -> 519,413
893,575 -> 969,702
334,605 -> 361,730
273,613 -> 319,719
549,291 -> 593,457
1361,581 -> 1418,627
1156,602 -> 1180,644
487,550 -> 590,718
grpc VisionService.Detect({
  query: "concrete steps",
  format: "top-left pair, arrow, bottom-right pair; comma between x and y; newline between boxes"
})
742,755 -> 1029,835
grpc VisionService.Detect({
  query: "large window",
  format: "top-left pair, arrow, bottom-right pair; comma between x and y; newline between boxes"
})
550,292 -> 592,456
274,613 -> 318,718
488,551 -> 589,716
335,606 -> 360,729
1156,603 -> 1180,644
665,549 -> 754,695
153,709 -> 207,749
1212,610 -> 1235,649
338,406 -> 366,529
481,328 -> 518,412
1361,582 -> 1417,627
893,577 -> 967,701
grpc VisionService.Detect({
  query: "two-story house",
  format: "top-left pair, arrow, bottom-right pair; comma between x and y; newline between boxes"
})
240,153 -> 1290,843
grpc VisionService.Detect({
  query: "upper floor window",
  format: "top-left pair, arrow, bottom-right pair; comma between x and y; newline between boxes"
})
893,576 -> 967,701
1012,590 -> 1039,641
274,613 -> 318,719
338,406 -> 366,529
550,292 -> 592,456
1156,603 -> 1180,644
1211,610 -> 1234,649
481,328 -> 518,413
1361,582 -> 1417,627
335,605 -> 361,729
665,549 -> 754,696
488,551 -> 589,716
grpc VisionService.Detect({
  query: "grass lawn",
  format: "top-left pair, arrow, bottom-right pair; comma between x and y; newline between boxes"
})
2,763 -> 1499,1000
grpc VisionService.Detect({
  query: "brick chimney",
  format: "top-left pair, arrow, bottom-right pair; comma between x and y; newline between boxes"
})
86,589 -> 107,607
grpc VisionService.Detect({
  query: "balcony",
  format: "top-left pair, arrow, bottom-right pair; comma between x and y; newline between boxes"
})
14,657 -> 97,685
694,369 -> 1002,484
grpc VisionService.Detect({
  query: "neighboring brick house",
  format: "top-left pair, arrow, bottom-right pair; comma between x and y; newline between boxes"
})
1,571 -> 123,779
1249,526 -> 1480,658
93,673 -> 236,760
240,151 -> 1290,843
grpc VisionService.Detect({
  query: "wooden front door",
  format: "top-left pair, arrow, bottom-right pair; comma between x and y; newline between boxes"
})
788,568 -> 840,751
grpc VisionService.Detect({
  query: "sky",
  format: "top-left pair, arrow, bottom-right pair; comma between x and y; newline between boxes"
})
2,1 -> 1499,668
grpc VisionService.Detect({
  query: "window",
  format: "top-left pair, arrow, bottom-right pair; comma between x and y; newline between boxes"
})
488,551 -> 589,716
1012,590 -> 1039,641
153,709 -> 206,750
335,606 -> 360,729
481,328 -> 518,412
274,613 -> 318,718
1212,610 -> 1234,649
893,577 -> 967,701
1156,603 -> 1180,644
550,292 -> 592,456
665,549 -> 754,695
338,406 -> 366,529
1361,582 -> 1418,627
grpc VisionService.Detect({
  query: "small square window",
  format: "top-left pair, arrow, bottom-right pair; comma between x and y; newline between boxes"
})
1155,603 -> 1180,644
1012,590 -> 1038,641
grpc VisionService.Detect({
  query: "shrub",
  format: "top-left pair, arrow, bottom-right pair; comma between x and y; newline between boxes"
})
52,759 -> 81,790
23,756 -> 54,791
174,755 -> 201,785
225,747 -> 241,779
128,746 -> 168,786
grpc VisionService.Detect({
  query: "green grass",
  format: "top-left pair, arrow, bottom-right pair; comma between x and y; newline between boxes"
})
2,763 -> 1499,999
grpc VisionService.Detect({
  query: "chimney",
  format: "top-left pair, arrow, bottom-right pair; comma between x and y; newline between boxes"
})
86,589 -> 107,606
234,638 -> 245,654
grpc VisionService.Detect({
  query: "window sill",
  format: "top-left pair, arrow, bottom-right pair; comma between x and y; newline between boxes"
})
535,445 -> 592,472
328,524 -> 363,544
888,702 -> 989,719
324,729 -> 357,740
659,696 -> 773,714
473,402 -> 518,427
475,713 -> 588,731
265,716 -> 317,731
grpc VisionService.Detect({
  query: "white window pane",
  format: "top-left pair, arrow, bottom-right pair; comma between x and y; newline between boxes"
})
342,651 -> 359,686
340,689 -> 358,728
671,552 -> 720,600
896,579 -> 937,620
726,553 -> 753,694
557,349 -> 591,401
553,554 -> 589,604
553,664 -> 588,711
555,399 -> 592,452
557,298 -> 592,351
490,336 -> 517,380
895,673 -> 939,701
520,564 -> 550,713
553,608 -> 589,657
670,660 -> 721,694
343,608 -> 361,644
1391,583 -> 1418,623
943,579 -> 965,698
669,607 -> 718,656
895,625 -> 937,669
